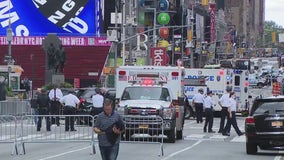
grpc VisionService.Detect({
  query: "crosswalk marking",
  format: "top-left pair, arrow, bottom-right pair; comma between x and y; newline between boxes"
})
231,135 -> 245,142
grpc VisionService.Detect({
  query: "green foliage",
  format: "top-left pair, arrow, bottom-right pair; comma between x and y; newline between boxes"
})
5,86 -> 14,97
41,82 -> 73,90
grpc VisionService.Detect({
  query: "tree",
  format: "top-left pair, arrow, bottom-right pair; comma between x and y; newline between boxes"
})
255,21 -> 284,53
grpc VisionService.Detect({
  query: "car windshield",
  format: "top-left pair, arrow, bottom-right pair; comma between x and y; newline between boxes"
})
121,87 -> 170,101
253,101 -> 284,115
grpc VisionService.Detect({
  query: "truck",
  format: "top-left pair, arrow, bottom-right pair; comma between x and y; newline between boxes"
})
115,66 -> 185,143
184,68 -> 250,114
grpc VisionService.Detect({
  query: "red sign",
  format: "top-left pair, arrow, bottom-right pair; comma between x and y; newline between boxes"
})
150,47 -> 168,66
74,78 -> 80,88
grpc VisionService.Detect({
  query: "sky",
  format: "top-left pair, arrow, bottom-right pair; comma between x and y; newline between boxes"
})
265,0 -> 284,27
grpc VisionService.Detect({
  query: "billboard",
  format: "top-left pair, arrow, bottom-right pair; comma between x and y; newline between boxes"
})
0,0 -> 100,36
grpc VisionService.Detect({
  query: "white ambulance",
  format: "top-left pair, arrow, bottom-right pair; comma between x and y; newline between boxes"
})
184,68 -> 250,114
115,66 -> 185,143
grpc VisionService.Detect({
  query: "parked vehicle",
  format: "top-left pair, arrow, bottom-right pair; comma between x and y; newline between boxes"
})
245,95 -> 284,154
116,66 -> 185,143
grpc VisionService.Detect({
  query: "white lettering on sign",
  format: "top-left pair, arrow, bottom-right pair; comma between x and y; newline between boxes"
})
153,49 -> 164,66
136,34 -> 148,51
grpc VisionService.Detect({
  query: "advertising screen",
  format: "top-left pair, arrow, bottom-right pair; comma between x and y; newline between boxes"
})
0,0 -> 100,36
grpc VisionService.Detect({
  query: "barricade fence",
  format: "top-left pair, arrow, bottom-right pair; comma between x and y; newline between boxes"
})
0,114 -> 165,157
121,115 -> 164,156
0,115 -> 19,155
0,100 -> 31,115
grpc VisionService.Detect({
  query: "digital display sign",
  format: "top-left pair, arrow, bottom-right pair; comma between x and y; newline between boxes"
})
0,0 -> 100,36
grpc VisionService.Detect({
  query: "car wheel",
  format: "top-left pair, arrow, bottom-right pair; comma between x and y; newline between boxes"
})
246,142 -> 257,154
176,129 -> 183,140
167,127 -> 176,143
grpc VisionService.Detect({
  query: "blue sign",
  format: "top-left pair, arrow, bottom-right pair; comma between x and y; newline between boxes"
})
0,0 -> 99,36
184,86 -> 194,92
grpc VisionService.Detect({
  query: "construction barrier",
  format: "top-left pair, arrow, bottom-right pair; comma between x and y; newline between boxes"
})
121,115 -> 164,157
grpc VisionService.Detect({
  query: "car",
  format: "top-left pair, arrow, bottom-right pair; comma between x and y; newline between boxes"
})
245,95 -> 284,154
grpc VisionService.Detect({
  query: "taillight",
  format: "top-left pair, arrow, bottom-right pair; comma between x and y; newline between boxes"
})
245,117 -> 255,124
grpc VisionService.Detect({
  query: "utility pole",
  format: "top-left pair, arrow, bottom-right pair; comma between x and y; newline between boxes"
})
6,0 -> 14,87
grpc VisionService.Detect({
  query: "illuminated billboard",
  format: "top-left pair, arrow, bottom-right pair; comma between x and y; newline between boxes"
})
0,0 -> 100,36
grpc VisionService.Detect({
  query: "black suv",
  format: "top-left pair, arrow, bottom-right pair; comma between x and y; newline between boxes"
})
245,96 -> 284,154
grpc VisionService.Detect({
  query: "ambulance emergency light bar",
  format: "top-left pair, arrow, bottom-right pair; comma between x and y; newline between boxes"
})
129,73 -> 166,86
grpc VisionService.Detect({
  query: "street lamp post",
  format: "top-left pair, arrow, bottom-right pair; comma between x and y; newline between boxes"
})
6,21 -> 13,87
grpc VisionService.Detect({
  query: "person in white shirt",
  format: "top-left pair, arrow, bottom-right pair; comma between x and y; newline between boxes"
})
203,91 -> 216,133
91,88 -> 104,117
60,90 -> 80,131
218,87 -> 231,133
192,88 -> 205,123
222,92 -> 244,136
48,84 -> 63,126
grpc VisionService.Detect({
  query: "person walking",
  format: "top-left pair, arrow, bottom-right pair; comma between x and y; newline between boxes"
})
203,91 -> 215,133
94,98 -> 125,160
222,92 -> 244,136
91,88 -> 104,116
60,90 -> 80,131
48,84 -> 63,126
218,87 -> 231,133
192,88 -> 204,123
36,88 -> 51,131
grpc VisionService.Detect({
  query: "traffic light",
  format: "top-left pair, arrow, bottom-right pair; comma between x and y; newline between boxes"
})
272,32 -> 276,43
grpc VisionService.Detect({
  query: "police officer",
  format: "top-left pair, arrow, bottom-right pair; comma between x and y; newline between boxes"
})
218,87 -> 231,133
91,88 -> 104,116
60,90 -> 80,131
222,92 -> 244,136
203,91 -> 215,133
36,88 -> 51,131
48,84 -> 63,126
192,88 -> 204,123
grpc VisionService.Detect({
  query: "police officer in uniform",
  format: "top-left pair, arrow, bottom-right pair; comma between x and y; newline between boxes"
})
36,88 -> 51,131
203,91 -> 216,133
218,87 -> 231,133
60,90 -> 80,131
192,88 -> 204,123
222,92 -> 244,136
48,84 -> 63,126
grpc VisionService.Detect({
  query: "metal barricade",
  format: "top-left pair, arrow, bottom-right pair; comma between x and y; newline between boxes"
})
0,115 -> 19,155
0,100 -> 31,115
121,115 -> 164,156
19,115 -> 95,154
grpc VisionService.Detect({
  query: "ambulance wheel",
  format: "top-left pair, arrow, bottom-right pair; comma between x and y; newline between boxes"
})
176,130 -> 183,140
166,128 -> 176,143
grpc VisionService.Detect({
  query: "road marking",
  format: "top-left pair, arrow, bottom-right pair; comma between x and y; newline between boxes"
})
38,146 -> 91,160
161,140 -> 202,160
231,135 -> 245,142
